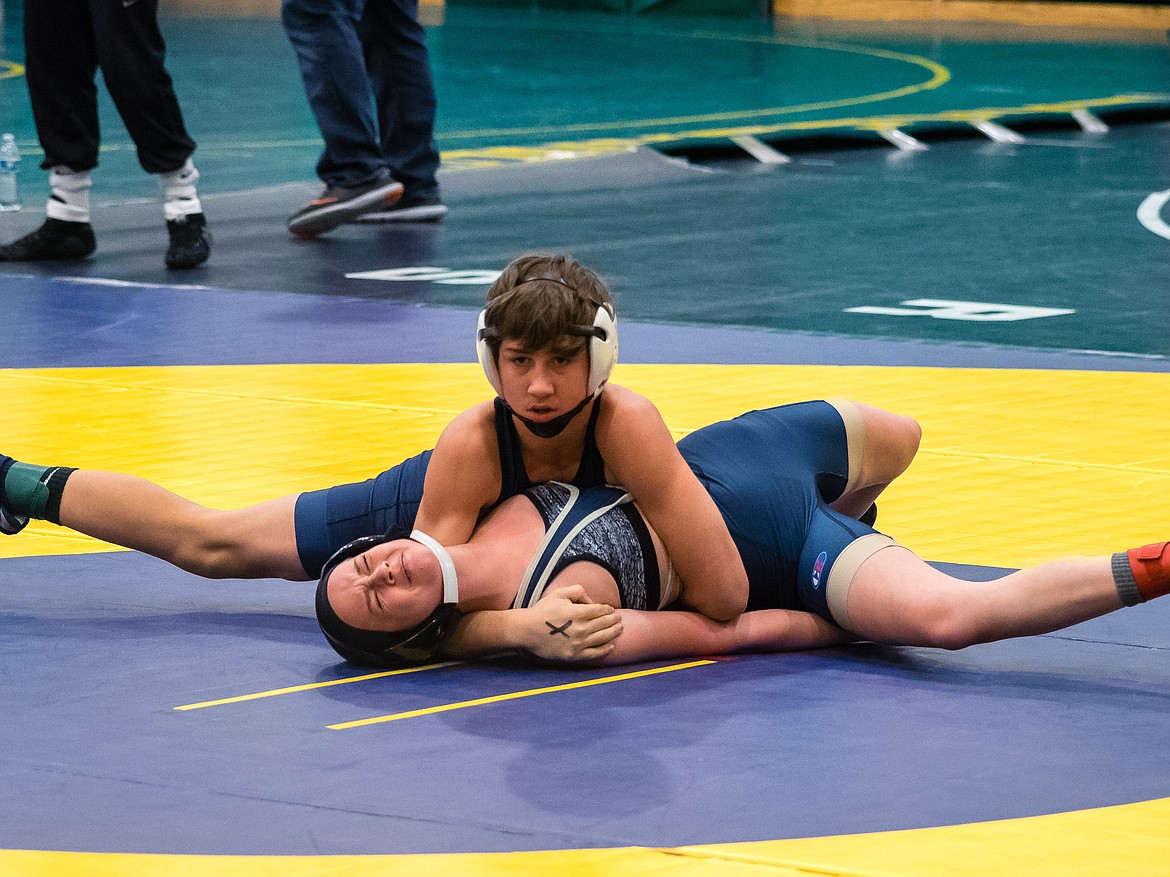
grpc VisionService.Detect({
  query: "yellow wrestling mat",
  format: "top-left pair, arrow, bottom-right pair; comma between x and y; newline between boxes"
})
5,794 -> 1170,876
3,362 -> 1167,567
3,361 -> 1169,877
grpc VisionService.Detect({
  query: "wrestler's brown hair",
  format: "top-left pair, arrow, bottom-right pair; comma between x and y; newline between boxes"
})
482,254 -> 615,357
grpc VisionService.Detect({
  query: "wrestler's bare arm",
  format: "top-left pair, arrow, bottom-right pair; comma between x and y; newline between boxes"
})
597,607 -> 857,665
413,403 -> 503,546
597,387 -> 748,622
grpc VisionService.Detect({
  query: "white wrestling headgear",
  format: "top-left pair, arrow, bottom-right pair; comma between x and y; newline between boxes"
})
475,304 -> 618,398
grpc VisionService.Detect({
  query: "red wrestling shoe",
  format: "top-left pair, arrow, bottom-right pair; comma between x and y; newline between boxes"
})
1128,541 -> 1170,601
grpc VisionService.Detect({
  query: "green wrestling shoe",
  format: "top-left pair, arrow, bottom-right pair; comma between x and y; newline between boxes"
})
0,505 -> 28,535
0,455 -> 29,534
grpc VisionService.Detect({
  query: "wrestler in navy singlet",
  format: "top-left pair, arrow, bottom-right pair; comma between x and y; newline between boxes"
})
512,400 -> 882,623
294,397 -> 608,577
296,399 -> 880,625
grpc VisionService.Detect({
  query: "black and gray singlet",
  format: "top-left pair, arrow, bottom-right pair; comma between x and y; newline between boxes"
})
513,482 -> 663,611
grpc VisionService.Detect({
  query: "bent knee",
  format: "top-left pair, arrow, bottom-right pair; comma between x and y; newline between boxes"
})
881,412 -> 922,478
838,402 -> 921,487
915,604 -> 986,651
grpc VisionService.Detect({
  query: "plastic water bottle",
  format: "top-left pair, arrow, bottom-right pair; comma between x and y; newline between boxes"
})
0,133 -> 22,211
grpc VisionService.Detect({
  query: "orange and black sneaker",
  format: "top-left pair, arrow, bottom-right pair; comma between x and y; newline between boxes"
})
287,177 -> 404,237
351,191 -> 447,224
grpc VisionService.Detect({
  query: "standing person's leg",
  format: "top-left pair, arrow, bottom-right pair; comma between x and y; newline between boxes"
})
352,0 -> 445,224
0,0 -> 98,262
90,0 -> 194,175
826,539 -> 1170,648
281,0 -> 404,235
88,0 -> 210,268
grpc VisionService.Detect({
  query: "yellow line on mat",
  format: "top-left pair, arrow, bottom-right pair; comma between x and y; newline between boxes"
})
328,660 -> 716,729
174,662 -> 460,711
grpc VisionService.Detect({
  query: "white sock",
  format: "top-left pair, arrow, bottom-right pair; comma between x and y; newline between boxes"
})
45,167 -> 92,223
158,158 -> 203,221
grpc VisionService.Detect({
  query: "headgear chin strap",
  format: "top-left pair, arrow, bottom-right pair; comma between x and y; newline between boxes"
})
475,305 -> 618,400
408,529 -> 459,605
314,532 -> 461,668
510,395 -> 593,438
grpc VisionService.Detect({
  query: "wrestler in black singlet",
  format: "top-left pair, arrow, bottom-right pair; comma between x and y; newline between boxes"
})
492,397 -> 607,503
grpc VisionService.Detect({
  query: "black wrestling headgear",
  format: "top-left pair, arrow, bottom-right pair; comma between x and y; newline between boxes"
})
315,532 -> 461,668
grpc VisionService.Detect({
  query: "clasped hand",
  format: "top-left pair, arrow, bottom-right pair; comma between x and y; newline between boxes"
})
524,585 -> 622,662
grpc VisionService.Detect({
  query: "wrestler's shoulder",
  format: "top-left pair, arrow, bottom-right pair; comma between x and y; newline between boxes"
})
595,385 -> 672,451
437,401 -> 499,449
599,383 -> 659,417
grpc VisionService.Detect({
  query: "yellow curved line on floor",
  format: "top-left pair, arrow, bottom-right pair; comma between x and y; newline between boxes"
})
439,36 -> 949,140
0,59 -> 24,80
21,35 -> 954,167
3,362 -> 1167,568
3,796 -> 1169,876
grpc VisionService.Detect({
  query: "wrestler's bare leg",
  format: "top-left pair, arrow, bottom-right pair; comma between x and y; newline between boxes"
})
834,543 -> 1122,648
58,471 -> 309,580
826,399 -> 921,520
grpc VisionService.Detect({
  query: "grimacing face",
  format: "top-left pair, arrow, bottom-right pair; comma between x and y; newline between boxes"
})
325,538 -> 444,632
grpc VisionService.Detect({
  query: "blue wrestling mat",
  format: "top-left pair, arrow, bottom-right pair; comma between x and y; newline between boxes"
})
1,5 -> 1169,874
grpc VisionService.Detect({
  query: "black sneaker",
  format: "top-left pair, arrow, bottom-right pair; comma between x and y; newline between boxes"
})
0,218 -> 96,261
0,505 -> 28,536
287,178 -> 405,236
351,192 -> 447,224
165,212 -> 211,269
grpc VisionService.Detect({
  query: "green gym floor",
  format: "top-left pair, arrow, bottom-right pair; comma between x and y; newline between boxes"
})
1,4 -> 1168,353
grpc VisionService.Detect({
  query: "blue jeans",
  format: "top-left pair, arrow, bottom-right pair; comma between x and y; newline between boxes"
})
281,0 -> 441,193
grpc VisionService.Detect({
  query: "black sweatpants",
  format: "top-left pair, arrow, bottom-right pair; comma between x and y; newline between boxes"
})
24,0 -> 196,174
